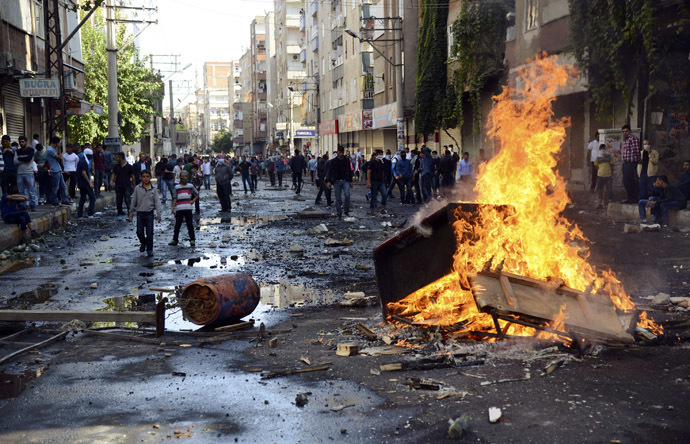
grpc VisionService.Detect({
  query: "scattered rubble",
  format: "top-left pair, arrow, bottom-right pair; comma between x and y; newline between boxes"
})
623,224 -> 641,234
324,238 -> 353,247
447,415 -> 470,439
652,292 -> 671,305
488,407 -> 502,423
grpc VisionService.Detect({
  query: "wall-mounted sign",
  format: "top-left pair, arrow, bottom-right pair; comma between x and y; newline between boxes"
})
19,78 -> 60,98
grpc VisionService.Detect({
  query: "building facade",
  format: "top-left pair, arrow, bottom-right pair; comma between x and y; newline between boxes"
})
202,61 -> 232,151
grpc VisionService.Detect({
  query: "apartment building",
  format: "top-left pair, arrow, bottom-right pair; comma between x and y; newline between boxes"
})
274,0 -> 308,153
265,11 -> 278,154
0,0 -> 85,141
202,62 -> 232,150
250,16 -> 268,154
227,61 -> 243,149
239,49 -> 252,152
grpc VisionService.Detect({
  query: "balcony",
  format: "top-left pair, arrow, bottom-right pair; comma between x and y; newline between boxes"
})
312,37 -> 319,52
310,0 -> 318,16
286,45 -> 301,54
286,15 -> 300,28
300,49 -> 307,63
299,14 -> 305,31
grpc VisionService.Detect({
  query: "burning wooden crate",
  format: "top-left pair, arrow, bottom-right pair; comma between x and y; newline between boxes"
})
373,203 -> 639,345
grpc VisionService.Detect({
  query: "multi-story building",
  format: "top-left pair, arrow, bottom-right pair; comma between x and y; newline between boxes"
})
274,0 -> 308,153
0,0 -> 85,141
202,62 -> 233,150
250,17 -> 268,154
300,0 -> 320,153
228,61 -> 244,149
265,11 -> 278,155
239,49 -> 252,153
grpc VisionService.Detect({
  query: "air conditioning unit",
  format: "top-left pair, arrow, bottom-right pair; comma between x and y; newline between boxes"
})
63,71 -> 77,91
0,51 -> 14,69
293,55 -> 299,60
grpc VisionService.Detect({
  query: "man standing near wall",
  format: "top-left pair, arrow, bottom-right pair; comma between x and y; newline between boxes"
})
620,124 -> 640,204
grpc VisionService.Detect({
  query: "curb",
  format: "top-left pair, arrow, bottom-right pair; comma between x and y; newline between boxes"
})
607,202 -> 690,227
0,194 -> 117,252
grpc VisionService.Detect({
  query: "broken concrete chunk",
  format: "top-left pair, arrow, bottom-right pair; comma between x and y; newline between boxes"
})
623,224 -> 641,234
488,407 -> 502,423
90,283 -> 98,289
307,223 -> 328,234
652,292 -> 671,305
295,392 -> 309,407
208,242 -> 217,248
289,244 -> 304,253
641,223 -> 661,232
324,238 -> 353,247
343,217 -> 357,223
336,343 -> 359,357
100,235 -> 109,241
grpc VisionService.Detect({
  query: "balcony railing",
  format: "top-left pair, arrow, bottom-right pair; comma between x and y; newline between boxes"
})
310,0 -> 318,16
312,37 -> 319,52
300,49 -> 307,63
299,14 -> 305,31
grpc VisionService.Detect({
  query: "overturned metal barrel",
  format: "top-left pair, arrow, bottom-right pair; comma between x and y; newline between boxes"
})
180,273 -> 260,326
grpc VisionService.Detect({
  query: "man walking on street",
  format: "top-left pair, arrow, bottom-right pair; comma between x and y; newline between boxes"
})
238,156 -> 253,193
290,149 -> 307,194
169,171 -> 198,247
92,144 -> 106,197
621,124 -> 640,203
129,170 -> 161,256
315,153 -> 332,207
76,148 -> 96,218
367,149 -> 387,214
202,157 -> 212,190
326,146 -> 353,217
62,144 -> 79,202
587,136 -> 600,193
215,158 -> 232,213
110,152 -> 135,221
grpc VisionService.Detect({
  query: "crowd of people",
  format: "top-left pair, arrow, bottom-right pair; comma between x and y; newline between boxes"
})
3,127 -> 690,246
588,124 -> 690,227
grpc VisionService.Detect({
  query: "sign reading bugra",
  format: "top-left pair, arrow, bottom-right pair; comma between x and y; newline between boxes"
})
19,78 -> 60,98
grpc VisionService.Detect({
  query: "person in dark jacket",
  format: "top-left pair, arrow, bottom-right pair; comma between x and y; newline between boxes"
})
289,149 -> 307,194
315,154 -> 332,207
326,146 -> 353,217
214,159 -> 232,213
439,149 -> 456,196
641,175 -> 687,227
238,156 -> 253,193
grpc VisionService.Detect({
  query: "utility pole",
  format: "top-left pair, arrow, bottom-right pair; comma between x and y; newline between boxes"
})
106,0 -> 119,141
169,79 -> 176,156
289,92 -> 294,153
394,17 -> 405,153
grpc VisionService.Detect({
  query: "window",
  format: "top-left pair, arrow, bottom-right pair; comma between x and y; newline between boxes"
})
525,0 -> 538,30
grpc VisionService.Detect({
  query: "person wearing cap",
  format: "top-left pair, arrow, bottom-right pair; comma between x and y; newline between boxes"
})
76,148 -> 96,218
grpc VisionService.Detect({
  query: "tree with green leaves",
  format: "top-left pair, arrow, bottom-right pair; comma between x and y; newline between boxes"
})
67,9 -> 162,146
211,130 -> 234,154
415,0 -> 449,137
450,0 -> 510,135
569,0 -> 689,123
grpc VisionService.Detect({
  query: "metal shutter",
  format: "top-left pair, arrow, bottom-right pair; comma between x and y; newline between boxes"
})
3,83 -> 26,141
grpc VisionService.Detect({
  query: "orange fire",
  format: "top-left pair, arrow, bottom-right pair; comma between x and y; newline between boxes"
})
388,55 -> 660,339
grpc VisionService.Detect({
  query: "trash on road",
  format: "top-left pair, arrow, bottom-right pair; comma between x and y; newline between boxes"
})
488,407 -> 502,423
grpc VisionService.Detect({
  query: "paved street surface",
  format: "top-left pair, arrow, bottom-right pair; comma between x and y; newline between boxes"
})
0,177 -> 689,443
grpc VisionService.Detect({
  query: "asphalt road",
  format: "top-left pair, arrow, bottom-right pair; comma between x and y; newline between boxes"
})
0,177 -> 688,443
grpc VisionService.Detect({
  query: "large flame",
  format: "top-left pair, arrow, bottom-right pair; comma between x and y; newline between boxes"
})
389,55 -> 660,338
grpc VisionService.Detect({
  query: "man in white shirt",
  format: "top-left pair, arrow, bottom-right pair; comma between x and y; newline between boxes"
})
587,137 -> 600,192
201,158 -> 212,190
62,144 -> 80,202
456,152 -> 475,182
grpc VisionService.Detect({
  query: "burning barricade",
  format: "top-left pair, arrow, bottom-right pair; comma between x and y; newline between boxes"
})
374,55 -> 660,347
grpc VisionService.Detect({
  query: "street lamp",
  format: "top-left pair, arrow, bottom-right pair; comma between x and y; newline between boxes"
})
345,22 -> 405,152
166,63 -> 192,156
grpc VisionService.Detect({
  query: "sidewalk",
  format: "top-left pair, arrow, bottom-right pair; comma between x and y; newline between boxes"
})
0,191 -> 116,251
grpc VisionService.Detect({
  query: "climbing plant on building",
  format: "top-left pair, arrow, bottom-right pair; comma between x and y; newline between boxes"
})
449,0 -> 510,135
415,0 -> 449,137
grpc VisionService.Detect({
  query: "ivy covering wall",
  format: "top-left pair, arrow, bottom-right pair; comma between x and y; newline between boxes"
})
414,0 -> 449,136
